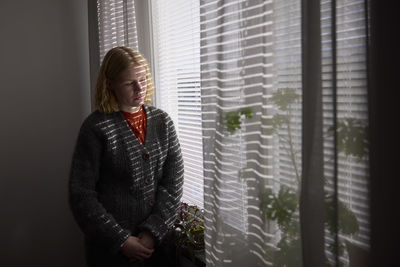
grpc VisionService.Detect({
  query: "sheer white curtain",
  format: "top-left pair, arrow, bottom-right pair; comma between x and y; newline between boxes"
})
201,0 -> 301,265
88,0 -> 139,104
97,0 -> 138,61
320,0 -> 370,265
200,0 -> 369,266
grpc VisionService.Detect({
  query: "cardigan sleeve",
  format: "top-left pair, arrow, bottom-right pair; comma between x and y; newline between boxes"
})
69,120 -> 131,254
138,116 -> 184,244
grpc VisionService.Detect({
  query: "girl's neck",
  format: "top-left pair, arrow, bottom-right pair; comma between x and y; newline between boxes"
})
120,105 -> 141,113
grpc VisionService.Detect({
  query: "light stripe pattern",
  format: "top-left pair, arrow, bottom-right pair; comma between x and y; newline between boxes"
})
200,0 -> 369,266
200,0 -> 292,265
97,0 -> 138,61
151,0 -> 204,208
321,0 -> 370,265
69,105 -> 184,261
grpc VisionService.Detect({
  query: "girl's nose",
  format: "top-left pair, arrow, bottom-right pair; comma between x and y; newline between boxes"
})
134,82 -> 144,92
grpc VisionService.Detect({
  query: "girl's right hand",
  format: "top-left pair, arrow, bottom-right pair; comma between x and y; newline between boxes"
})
121,236 -> 154,261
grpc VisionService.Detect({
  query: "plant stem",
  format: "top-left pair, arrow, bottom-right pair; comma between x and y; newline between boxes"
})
286,109 -> 301,185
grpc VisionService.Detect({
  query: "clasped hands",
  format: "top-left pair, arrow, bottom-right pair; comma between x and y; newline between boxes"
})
121,231 -> 155,262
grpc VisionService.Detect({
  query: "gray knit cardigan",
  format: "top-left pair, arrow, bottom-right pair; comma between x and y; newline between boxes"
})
69,105 -> 184,257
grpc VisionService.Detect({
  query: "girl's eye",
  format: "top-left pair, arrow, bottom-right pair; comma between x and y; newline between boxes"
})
126,81 -> 137,86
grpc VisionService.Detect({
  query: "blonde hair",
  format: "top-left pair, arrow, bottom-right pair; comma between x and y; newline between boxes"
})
95,46 -> 154,113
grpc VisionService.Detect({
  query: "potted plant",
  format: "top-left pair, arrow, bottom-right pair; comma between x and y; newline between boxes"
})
173,202 -> 205,266
223,89 -> 366,265
259,88 -> 365,266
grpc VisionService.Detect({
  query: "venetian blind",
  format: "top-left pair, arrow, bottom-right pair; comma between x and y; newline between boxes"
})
97,0 -> 138,61
151,0 -> 204,208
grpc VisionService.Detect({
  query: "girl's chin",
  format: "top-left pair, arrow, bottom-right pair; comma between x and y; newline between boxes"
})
130,100 -> 144,107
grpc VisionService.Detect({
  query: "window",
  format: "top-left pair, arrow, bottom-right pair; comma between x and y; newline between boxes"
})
93,0 -> 371,264
151,0 -> 204,208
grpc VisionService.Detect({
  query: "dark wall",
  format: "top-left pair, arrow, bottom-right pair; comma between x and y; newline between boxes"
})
369,0 -> 400,266
0,1 -> 90,266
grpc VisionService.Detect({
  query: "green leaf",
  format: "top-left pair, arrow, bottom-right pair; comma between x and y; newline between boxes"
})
333,118 -> 369,160
271,114 -> 289,130
260,187 -> 298,231
270,89 -> 300,111
225,111 -> 241,134
275,187 -> 298,229
325,194 -> 359,236
224,108 -> 253,134
240,107 -> 253,119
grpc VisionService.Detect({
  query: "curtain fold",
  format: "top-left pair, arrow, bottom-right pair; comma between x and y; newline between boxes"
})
300,0 -> 326,265
201,0 -> 303,265
97,0 -> 138,61
90,0 -> 139,108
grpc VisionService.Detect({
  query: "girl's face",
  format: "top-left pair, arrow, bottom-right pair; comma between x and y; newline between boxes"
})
110,64 -> 147,112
